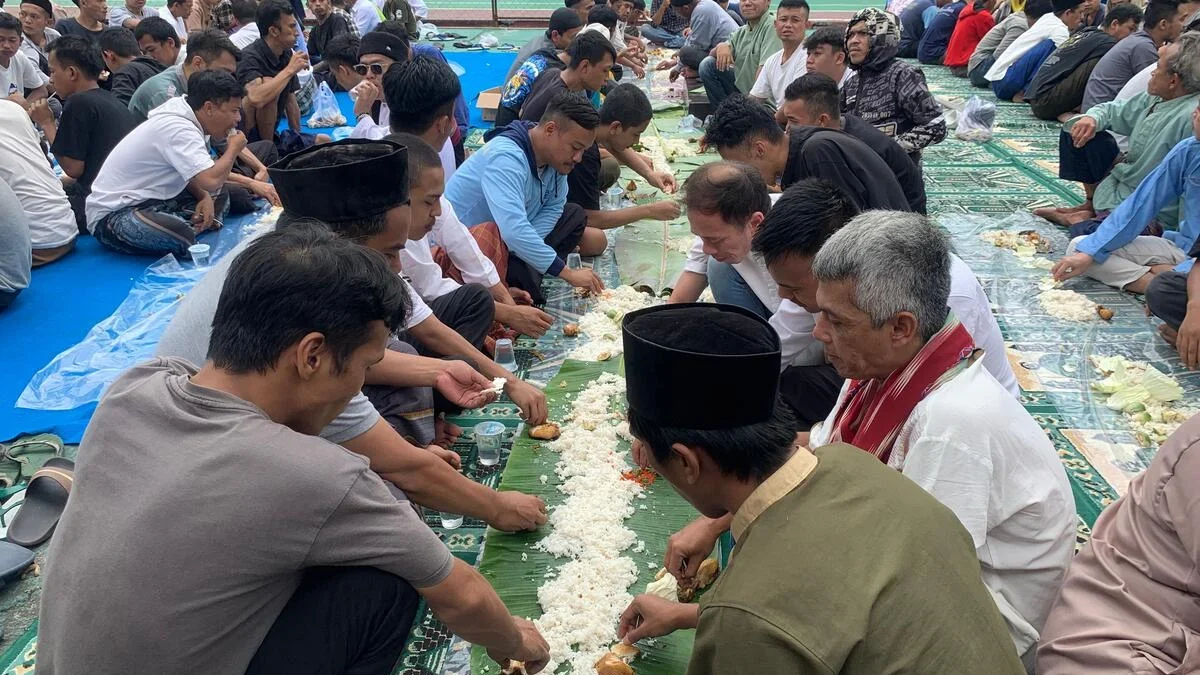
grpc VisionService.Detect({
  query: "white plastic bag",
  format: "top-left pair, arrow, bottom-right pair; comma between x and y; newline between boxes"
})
305,81 -> 346,128
955,95 -> 996,142
478,32 -> 499,48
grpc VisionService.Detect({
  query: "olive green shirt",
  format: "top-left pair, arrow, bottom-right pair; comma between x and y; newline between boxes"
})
687,445 -> 1026,675
726,12 -> 782,94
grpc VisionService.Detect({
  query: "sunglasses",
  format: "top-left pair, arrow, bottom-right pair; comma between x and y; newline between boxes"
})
353,63 -> 386,76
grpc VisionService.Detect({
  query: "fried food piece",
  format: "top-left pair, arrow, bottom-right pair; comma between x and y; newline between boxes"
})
596,351 -> 612,362
626,179 -> 638,192
611,643 -> 641,662
501,661 -> 528,675
564,323 -> 580,337
1097,306 -> 1115,321
529,423 -> 561,440
595,653 -> 634,675
695,558 -> 720,589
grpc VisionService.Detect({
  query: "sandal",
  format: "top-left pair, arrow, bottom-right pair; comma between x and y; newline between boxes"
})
0,434 -> 65,488
6,457 -> 73,548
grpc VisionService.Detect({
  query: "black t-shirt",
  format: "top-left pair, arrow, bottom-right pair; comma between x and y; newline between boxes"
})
108,57 -> 167,106
51,87 -> 138,192
54,18 -> 104,43
782,127 -> 912,212
236,38 -> 299,121
519,68 -> 572,123
309,13 -> 353,63
843,114 -> 927,215
567,143 -> 603,210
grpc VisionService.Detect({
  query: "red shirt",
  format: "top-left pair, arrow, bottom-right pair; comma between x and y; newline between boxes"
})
944,2 -> 995,67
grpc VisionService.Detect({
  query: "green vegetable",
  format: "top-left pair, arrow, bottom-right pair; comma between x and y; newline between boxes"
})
1140,366 -> 1184,402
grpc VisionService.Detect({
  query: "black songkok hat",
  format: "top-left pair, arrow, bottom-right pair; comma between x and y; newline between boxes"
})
268,139 -> 409,222
358,30 -> 409,61
622,303 -> 781,430
1051,0 -> 1083,13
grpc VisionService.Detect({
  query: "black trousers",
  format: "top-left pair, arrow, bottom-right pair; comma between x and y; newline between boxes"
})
506,202 -> 587,305
398,283 -> 495,355
1147,271 -> 1189,329
779,363 -> 844,431
1058,128 -> 1120,184
245,566 -> 420,675
1029,58 -> 1099,121
226,140 -> 281,215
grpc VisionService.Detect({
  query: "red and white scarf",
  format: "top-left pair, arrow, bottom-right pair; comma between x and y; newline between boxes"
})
829,316 -> 976,464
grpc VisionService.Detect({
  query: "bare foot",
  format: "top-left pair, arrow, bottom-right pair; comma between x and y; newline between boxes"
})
434,418 -> 463,449
1159,323 -> 1179,347
1034,207 -> 1094,226
1056,112 -> 1076,123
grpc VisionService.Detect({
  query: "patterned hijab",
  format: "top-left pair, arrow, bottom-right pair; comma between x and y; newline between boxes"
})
845,7 -> 900,71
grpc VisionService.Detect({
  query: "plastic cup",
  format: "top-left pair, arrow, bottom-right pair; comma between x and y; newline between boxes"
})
494,338 -> 517,372
605,186 -> 624,210
439,512 -> 463,529
567,252 -> 583,270
188,243 -> 211,266
475,421 -> 506,467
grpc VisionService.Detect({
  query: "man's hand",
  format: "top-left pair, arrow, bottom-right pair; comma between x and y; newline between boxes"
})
647,171 -> 677,194
253,165 -> 270,182
632,63 -> 646,78
504,304 -> 554,338
489,490 -> 548,531
434,360 -> 497,410
509,287 -> 534,305
489,617 -> 551,674
618,595 -> 699,644
506,378 -> 548,424
1051,251 -> 1094,282
192,193 -> 216,231
428,443 -> 463,469
1070,116 -> 1097,148
249,180 -> 282,206
665,516 -> 723,582
27,98 -> 54,127
714,42 -> 733,70
647,199 -> 682,221
561,267 -> 605,294
353,80 -> 380,118
228,129 -> 249,155
286,49 -> 310,75
1177,307 -> 1200,369
656,58 -> 678,70
669,67 -> 681,82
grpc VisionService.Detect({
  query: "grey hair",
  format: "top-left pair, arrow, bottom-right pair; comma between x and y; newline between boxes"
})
1168,32 -> 1200,94
811,210 -> 950,342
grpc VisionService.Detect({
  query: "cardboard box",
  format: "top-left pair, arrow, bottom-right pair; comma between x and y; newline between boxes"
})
477,86 -> 502,122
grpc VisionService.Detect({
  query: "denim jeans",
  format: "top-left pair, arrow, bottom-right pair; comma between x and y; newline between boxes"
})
698,56 -> 740,110
707,259 -> 771,319
640,24 -> 685,48
92,189 -> 230,257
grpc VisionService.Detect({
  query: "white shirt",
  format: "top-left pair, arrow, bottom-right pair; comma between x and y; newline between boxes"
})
749,46 -> 807,107
837,67 -> 852,90
107,3 -> 157,26
1115,62 -> 1153,101
85,97 -> 214,230
398,275 -> 433,328
985,12 -> 1068,81
684,236 -> 781,313
230,22 -> 261,49
811,359 -> 1076,655
400,197 -> 502,302
351,102 -> 458,182
0,101 -> 77,249
351,0 -> 381,36
611,20 -> 629,52
158,7 -> 188,39
0,51 -> 47,98
408,0 -> 428,18
948,254 -> 1019,398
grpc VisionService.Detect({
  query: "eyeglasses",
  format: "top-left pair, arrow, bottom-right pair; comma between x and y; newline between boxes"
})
353,63 -> 386,76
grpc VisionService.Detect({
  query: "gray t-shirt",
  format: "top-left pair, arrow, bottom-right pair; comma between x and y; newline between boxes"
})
156,238 -> 383,443
1082,30 -> 1158,111
684,0 -> 739,52
37,358 -> 454,675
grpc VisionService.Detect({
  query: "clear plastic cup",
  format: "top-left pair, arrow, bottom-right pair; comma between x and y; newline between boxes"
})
474,421 -> 505,467
440,512 -> 463,529
605,186 -> 624,210
567,252 -> 583,269
494,338 -> 517,372
188,243 -> 211,266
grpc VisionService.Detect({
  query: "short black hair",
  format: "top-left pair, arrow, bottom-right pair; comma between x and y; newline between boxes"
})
752,178 -> 860,265
628,401 -> 798,482
48,35 -> 106,78
682,161 -> 772,225
599,82 -> 652,127
98,26 -> 140,57
1025,0 -> 1055,20
803,24 -> 843,52
587,3 -> 620,29
541,91 -> 601,129
374,19 -> 414,43
777,0 -> 810,11
565,30 -> 617,70
230,0 -> 258,22
1106,2 -> 1144,25
186,68 -> 243,111
185,27 -> 240,63
322,34 -> 360,67
782,72 -> 840,119
0,12 -> 19,33
134,16 -> 180,47
385,132 -> 443,182
166,0 -> 189,7
704,94 -> 785,150
384,54 -> 461,134
1144,0 -> 1179,28
207,221 -> 409,375
565,0 -> 589,6
256,0 -> 294,36
632,0 -> 646,10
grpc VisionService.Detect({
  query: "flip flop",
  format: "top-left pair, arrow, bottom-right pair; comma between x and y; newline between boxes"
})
0,434 -> 65,488
0,540 -> 34,592
0,488 -> 25,540
6,457 -> 73,548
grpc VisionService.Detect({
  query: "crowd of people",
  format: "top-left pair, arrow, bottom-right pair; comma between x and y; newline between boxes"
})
1,0 -> 1199,672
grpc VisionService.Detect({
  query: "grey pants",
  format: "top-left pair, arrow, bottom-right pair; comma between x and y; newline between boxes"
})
362,339 -> 437,447
0,180 -> 32,309
399,283 -> 495,355
1147,270 -> 1189,329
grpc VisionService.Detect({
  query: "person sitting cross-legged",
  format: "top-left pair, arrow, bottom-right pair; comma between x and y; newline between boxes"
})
313,33 -> 362,92
612,302 -> 1028,675
942,0 -> 995,74
158,0 -> 194,43
1082,0 -> 1198,111
985,0 -> 1085,102
37,223 -> 553,675
966,4 -> 1029,86
747,0 -> 811,111
653,0 -> 738,83
108,0 -> 156,29
802,25 -> 850,89
18,0 -> 60,78
0,12 -> 48,106
348,26 -> 409,138
696,0 -> 781,112
99,25 -> 167,105
916,0 -> 966,65
897,0 -> 947,58
494,30 -> 614,129
0,100 -> 78,266
642,0 -> 687,47
307,0 -> 358,65
504,7 -> 582,85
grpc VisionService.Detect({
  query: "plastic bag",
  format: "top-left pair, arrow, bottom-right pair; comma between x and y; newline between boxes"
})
478,32 -> 499,48
955,95 -> 997,142
306,81 -> 346,128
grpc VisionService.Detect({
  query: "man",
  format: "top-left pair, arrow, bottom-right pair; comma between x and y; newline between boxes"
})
348,28 -> 409,138
18,0 -> 60,77
985,0 -> 1084,101
697,0 -> 781,110
38,224 -> 552,675
654,0 -> 738,81
802,24 -> 850,89
499,36 -> 571,128
642,0 -> 687,46
1053,113 -> 1200,298
157,138 -> 551,531
705,94 -> 912,211
29,36 -> 137,232
916,0 -> 966,65
229,0 -> 261,49
1082,0 -> 1197,110
613,303 -> 1027,675
1035,34 -> 1200,230
446,93 -> 606,304
347,0 -> 382,35
385,59 -> 557,339
841,7 -> 947,162
237,0 -> 314,151
315,33 -> 361,92
0,13 -> 47,104
1026,3 -> 1143,121
782,73 -> 926,214
943,0 -> 995,74
108,0 -> 155,28
0,180 -> 31,309
308,0 -> 358,64
504,7 -> 582,85
0,100 -> 78,265
108,22 -> 175,103
129,26 -> 238,121
158,0 -> 193,41
746,0 -> 808,111
495,31 -> 614,129
55,0 -> 108,43
85,69 -> 242,256
897,0 -> 946,58
566,0 -> 595,25
967,4 -> 1029,86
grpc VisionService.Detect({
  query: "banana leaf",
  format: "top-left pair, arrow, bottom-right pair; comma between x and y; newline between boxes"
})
470,359 -> 700,674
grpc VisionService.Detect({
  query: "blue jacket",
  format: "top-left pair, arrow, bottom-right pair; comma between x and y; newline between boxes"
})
899,0 -> 935,57
918,1 -> 966,63
444,122 -> 569,275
